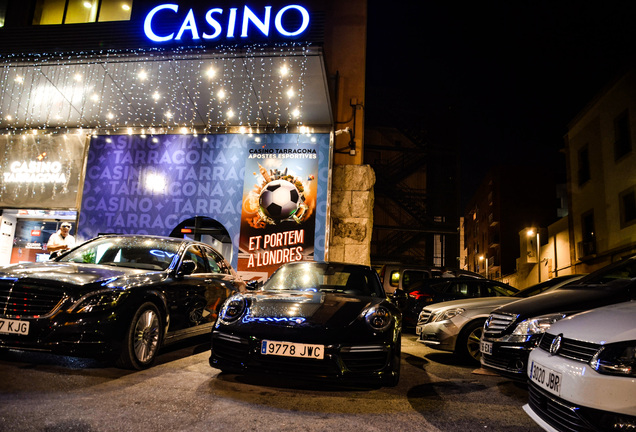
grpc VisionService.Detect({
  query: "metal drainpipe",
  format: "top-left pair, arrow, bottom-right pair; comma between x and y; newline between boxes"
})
553,235 -> 558,277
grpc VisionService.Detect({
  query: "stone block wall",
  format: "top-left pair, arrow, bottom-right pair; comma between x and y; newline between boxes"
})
328,164 -> 375,265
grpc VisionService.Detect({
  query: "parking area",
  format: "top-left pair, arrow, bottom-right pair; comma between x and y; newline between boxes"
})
0,334 -> 541,432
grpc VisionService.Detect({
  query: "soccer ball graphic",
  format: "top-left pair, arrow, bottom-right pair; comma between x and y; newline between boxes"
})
259,180 -> 301,220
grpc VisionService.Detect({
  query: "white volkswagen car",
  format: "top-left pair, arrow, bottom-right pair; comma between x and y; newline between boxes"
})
524,301 -> 636,432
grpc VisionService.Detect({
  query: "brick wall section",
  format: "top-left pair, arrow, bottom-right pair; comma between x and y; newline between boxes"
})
329,165 -> 375,265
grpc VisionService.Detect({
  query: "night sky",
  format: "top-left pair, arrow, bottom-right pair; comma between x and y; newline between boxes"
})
365,1 -> 636,206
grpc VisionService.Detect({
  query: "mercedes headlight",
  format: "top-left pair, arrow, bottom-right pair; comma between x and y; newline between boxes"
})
364,305 -> 393,332
590,341 -> 636,377
432,308 -> 465,322
68,289 -> 127,313
513,313 -> 566,336
502,313 -> 567,343
219,295 -> 247,323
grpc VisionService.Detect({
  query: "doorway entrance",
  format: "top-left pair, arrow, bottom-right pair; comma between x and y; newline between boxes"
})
170,217 -> 233,264
0,210 -> 77,265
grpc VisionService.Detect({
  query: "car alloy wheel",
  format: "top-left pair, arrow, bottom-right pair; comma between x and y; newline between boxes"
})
458,320 -> 485,363
133,310 -> 160,362
117,302 -> 163,370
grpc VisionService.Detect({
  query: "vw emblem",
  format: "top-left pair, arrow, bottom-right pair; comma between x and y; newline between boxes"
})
549,334 -> 563,355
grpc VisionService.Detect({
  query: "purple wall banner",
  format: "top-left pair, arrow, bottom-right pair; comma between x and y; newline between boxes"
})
79,133 -> 329,270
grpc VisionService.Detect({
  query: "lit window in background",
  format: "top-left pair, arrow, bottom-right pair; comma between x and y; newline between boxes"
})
33,0 -> 132,25
98,0 -> 132,22
65,0 -> 98,24
33,0 -> 65,24
0,0 -> 7,28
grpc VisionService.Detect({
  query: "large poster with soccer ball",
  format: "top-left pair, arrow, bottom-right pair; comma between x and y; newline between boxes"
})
78,132 -> 329,280
238,134 -> 326,280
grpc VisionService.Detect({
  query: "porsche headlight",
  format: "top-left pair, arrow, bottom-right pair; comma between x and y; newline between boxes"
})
504,313 -> 566,343
432,308 -> 465,322
590,341 -> 636,377
219,295 -> 247,323
68,289 -> 127,313
364,306 -> 393,332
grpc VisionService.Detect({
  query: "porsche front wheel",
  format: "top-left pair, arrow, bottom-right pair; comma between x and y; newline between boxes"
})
384,335 -> 401,387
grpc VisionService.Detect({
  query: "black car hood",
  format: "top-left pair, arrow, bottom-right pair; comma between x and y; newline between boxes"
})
493,279 -> 635,320
0,262 -> 160,293
244,290 -> 380,329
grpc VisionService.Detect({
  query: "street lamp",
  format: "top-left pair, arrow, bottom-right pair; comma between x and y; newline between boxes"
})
479,255 -> 489,279
527,229 -> 541,283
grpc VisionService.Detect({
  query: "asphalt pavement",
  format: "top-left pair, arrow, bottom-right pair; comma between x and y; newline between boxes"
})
0,334 -> 542,432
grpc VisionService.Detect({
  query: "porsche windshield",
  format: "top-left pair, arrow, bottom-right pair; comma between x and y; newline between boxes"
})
262,262 -> 384,297
59,237 -> 182,271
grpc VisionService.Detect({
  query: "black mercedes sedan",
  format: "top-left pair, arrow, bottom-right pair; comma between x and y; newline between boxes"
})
0,235 -> 245,369
480,255 -> 636,381
209,261 -> 402,387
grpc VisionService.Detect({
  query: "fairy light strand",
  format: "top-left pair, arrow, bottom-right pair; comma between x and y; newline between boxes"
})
0,43 -> 319,138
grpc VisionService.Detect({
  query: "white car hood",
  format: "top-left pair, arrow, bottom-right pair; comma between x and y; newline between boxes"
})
547,301 -> 636,344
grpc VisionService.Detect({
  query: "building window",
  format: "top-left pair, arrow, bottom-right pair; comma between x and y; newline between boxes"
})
577,144 -> 590,186
578,210 -> 596,257
0,0 -> 7,27
614,110 -> 632,161
33,0 -> 132,25
433,216 -> 445,267
619,187 -> 636,229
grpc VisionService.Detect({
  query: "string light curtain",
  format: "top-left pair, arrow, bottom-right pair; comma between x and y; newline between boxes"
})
0,43 -> 330,136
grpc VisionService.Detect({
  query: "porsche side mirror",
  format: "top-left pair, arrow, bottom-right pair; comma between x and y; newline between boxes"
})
391,288 -> 409,310
246,280 -> 259,290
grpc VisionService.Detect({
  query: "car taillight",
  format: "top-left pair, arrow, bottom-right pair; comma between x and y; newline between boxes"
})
408,290 -> 432,301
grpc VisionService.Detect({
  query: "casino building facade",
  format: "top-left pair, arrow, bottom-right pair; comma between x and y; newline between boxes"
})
0,0 -> 369,279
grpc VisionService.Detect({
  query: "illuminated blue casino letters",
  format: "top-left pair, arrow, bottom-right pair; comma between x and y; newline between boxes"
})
144,3 -> 310,42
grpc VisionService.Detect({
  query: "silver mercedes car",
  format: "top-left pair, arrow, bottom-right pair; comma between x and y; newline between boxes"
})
416,275 -> 585,363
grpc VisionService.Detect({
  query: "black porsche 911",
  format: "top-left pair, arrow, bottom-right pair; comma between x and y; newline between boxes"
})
209,261 -> 403,387
0,235 -> 245,369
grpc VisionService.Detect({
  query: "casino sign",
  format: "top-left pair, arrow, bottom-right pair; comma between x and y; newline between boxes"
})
143,3 -> 311,42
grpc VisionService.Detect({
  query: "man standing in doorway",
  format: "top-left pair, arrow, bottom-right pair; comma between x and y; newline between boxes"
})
47,223 -> 76,258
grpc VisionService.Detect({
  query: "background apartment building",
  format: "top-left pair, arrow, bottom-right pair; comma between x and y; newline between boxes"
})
464,165 -> 560,281
565,68 -> 636,272
463,67 -> 636,287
